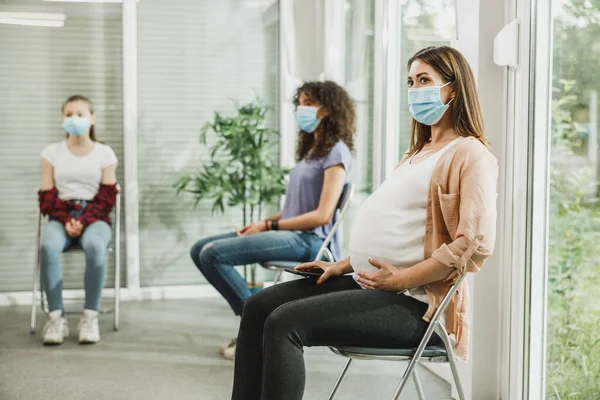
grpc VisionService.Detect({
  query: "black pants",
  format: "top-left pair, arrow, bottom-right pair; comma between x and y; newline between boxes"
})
231,276 -> 441,400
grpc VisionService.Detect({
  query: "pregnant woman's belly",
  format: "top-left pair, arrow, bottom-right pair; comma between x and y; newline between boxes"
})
348,172 -> 428,302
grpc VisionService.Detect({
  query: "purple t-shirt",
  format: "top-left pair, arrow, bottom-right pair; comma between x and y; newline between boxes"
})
281,141 -> 352,261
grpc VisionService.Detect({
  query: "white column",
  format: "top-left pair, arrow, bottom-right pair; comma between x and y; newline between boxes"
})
382,0 -> 400,177
468,0 -> 507,398
122,0 -> 140,293
323,0 -> 346,84
371,0 -> 386,187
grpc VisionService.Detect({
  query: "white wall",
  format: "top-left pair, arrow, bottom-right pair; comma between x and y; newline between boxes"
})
471,0 -> 507,398
446,0 -> 507,398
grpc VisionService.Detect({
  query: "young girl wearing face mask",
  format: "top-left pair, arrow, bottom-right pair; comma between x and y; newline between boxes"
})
190,81 -> 355,360
38,95 -> 119,345
231,46 -> 498,400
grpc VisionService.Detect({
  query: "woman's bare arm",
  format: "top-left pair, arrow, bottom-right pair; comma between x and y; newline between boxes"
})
41,159 -> 54,190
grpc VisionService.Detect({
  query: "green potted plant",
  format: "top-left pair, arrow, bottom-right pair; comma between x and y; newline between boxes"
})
176,98 -> 288,292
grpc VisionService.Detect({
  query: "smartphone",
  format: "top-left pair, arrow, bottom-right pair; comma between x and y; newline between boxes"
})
284,267 -> 324,278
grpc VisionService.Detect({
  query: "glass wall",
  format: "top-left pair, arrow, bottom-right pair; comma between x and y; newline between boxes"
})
0,0 -> 461,293
341,0 -> 375,253
398,0 -> 455,153
137,0 -> 280,286
545,1 -> 600,397
0,0 -> 123,292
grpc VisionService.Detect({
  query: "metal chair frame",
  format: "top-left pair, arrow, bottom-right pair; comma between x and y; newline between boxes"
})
260,182 -> 356,284
30,192 -> 121,334
327,271 -> 469,400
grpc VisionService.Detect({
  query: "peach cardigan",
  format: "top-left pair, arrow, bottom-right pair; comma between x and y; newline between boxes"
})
398,136 -> 498,361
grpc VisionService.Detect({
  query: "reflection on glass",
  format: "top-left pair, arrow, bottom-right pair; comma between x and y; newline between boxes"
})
546,1 -> 600,398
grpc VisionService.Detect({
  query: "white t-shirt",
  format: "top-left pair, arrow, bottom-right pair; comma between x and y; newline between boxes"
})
41,140 -> 118,201
349,137 -> 463,303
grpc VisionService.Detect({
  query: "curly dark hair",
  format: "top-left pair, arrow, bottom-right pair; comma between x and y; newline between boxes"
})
292,81 -> 355,161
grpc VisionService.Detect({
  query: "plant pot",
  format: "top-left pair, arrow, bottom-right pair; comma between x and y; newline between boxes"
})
248,282 -> 264,294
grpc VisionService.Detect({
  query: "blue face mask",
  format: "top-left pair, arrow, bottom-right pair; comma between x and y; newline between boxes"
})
295,105 -> 322,133
408,81 -> 453,126
62,116 -> 91,136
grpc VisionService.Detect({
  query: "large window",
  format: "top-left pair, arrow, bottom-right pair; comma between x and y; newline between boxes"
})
137,0 -> 279,286
398,0 -> 455,154
0,0 -> 123,292
342,0 -> 375,254
544,1 -> 600,398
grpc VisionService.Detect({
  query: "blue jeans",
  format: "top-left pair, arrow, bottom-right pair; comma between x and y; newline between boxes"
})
190,231 -> 323,315
40,220 -> 112,312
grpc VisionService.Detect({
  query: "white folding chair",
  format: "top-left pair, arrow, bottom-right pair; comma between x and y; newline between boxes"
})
29,192 -> 121,334
260,182 -> 355,284
327,271 -> 469,400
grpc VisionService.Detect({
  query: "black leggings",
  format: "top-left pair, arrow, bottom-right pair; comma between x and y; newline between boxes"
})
231,276 -> 441,400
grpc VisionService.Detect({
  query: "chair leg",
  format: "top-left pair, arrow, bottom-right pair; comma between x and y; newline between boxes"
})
31,213 -> 42,334
412,368 -> 426,400
113,193 -> 121,331
114,252 -> 120,331
327,358 -> 353,400
272,269 -> 283,285
392,357 -> 419,400
447,353 -> 466,400
30,256 -> 40,334
392,335 -> 433,400
435,323 -> 466,400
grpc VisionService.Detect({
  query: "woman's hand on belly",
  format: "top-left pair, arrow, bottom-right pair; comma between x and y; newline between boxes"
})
296,259 -> 351,284
355,258 -> 404,292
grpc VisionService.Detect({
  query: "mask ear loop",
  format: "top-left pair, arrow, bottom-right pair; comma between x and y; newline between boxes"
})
441,81 -> 454,106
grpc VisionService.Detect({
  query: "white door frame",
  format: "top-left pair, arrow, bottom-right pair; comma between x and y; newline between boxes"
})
499,0 -> 552,398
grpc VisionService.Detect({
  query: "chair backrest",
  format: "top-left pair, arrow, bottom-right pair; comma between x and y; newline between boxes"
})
410,251 -> 475,363
428,271 -> 468,327
336,182 -> 354,214
314,182 -> 355,261
427,235 -> 483,328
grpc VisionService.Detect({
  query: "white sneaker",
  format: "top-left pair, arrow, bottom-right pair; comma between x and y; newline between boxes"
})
219,338 -> 237,355
43,310 -> 69,345
78,309 -> 100,344
222,343 -> 236,360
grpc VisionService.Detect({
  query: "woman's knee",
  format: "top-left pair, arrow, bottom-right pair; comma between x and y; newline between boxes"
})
263,303 -> 300,339
81,240 -> 107,263
242,287 -> 289,325
190,239 -> 210,270
197,242 -> 222,271
40,236 -> 63,259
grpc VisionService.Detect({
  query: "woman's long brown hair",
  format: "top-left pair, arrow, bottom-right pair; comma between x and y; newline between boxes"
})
292,81 -> 355,161
407,46 -> 487,154
62,94 -> 97,142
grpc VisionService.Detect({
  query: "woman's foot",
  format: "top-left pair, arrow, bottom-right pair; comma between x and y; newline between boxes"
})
220,338 -> 237,360
78,309 -> 100,344
43,310 -> 69,345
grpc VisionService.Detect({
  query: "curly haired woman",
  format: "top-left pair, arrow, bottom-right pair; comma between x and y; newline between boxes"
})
190,81 -> 356,360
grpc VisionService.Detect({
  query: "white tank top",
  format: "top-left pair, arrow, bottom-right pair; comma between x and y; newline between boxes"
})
41,140 -> 118,201
348,137 -> 463,302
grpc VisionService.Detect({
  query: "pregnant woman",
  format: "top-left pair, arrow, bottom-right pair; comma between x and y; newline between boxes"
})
231,46 -> 498,400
